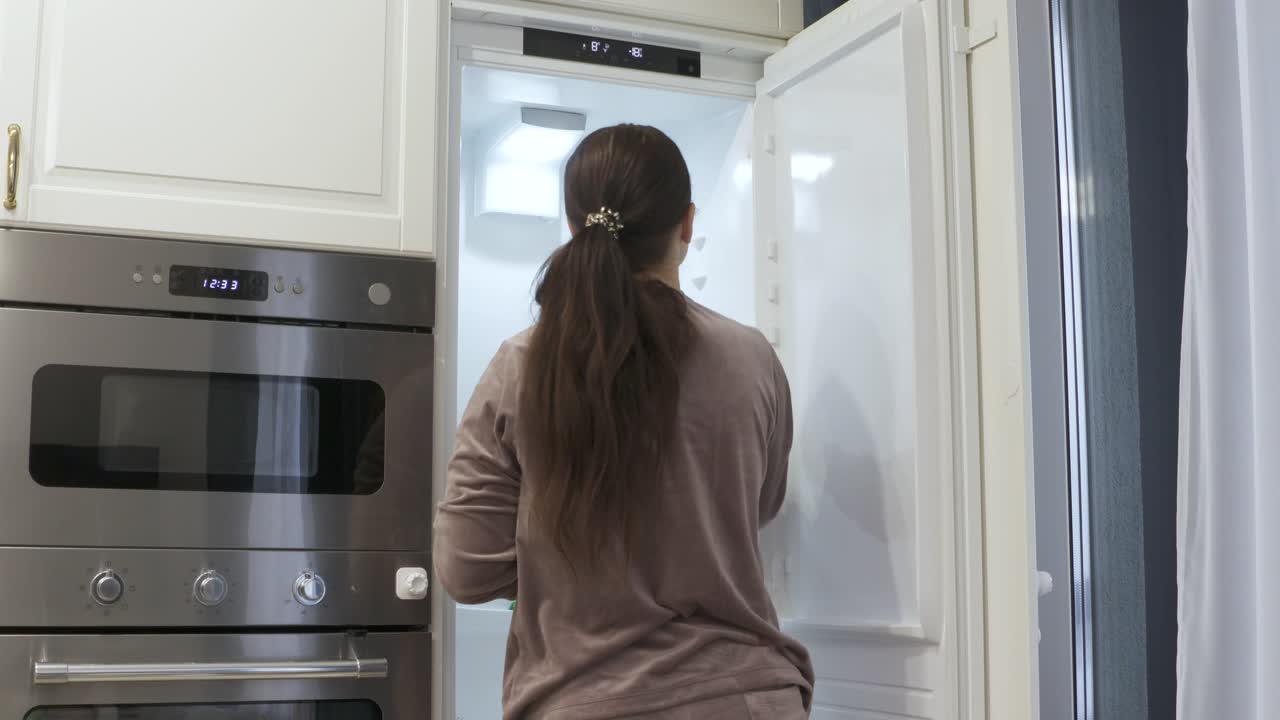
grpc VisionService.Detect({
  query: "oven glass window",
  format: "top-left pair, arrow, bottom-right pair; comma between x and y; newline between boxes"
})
25,700 -> 381,719
30,366 -> 386,495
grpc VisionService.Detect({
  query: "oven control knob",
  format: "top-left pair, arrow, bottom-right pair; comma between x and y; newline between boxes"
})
293,571 -> 327,606
193,570 -> 228,607
90,570 -> 124,606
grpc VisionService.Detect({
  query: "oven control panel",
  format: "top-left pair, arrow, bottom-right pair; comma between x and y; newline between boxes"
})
121,237 -> 431,327
0,229 -> 434,330
0,548 -> 431,629
126,260 -> 411,319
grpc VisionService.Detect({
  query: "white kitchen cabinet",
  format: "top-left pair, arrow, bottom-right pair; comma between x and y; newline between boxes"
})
0,0 -> 443,255
0,1 -> 36,225
457,0 -> 804,39
441,0 -> 994,717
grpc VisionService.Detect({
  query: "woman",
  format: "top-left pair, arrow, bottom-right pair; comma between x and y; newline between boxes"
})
435,124 -> 812,719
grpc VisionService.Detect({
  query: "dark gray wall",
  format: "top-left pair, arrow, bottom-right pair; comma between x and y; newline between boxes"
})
1063,0 -> 1149,714
1117,1 -> 1188,717
1058,0 -> 1187,717
803,0 -> 848,26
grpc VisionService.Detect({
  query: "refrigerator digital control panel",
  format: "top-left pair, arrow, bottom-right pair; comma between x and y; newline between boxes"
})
524,28 -> 701,78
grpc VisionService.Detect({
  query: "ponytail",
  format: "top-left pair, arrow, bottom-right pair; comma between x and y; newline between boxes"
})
520,124 -> 695,570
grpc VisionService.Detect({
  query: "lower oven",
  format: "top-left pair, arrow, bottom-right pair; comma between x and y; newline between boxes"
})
0,631 -> 429,718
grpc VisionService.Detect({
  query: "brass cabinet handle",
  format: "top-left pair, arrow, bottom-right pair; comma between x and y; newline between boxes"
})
4,124 -> 18,210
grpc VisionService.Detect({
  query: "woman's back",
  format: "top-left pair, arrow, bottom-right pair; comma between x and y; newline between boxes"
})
437,302 -> 812,718
435,123 -> 811,719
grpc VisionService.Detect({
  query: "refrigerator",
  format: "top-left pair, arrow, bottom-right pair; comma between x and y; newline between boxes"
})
440,0 -> 986,717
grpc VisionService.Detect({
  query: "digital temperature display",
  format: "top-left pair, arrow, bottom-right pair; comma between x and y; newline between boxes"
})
525,28 -> 700,78
169,265 -> 269,302
583,40 -> 644,59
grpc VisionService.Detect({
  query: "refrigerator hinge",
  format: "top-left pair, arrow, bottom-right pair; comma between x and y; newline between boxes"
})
953,21 -> 998,54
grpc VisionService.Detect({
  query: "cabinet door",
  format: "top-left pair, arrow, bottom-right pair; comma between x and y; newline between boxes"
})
0,0 -> 37,222
0,0 -> 441,254
754,0 -> 984,717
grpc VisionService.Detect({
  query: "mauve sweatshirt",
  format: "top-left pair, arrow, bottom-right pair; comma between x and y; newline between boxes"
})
435,301 -> 814,719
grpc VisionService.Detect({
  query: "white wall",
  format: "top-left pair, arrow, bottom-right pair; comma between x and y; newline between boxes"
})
454,175 -> 559,425
669,106 -> 757,327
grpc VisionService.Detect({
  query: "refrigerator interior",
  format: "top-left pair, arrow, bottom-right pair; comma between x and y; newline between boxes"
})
451,64 -> 754,716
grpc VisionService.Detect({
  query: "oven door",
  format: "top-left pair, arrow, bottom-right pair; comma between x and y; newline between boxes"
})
0,306 -> 433,551
0,631 -> 429,719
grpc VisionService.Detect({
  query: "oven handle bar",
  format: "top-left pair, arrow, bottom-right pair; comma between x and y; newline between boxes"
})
32,657 -> 389,685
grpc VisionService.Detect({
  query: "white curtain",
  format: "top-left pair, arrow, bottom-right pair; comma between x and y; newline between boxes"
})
1178,0 -> 1280,717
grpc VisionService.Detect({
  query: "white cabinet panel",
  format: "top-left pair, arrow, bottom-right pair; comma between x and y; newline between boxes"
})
51,2 -> 387,195
0,0 -> 443,254
755,0 -> 979,716
0,0 -> 37,222
578,0 -> 799,36
472,0 -> 803,38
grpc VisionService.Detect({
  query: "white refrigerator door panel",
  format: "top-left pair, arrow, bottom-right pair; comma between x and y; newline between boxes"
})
754,0 -> 978,717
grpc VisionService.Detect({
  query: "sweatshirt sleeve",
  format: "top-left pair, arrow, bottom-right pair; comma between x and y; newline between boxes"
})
760,346 -> 794,526
434,343 -> 521,605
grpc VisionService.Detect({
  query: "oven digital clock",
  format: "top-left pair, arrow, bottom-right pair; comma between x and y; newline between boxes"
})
524,28 -> 701,78
169,265 -> 270,302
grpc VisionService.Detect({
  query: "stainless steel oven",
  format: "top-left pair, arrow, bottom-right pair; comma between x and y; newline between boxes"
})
0,228 -> 434,553
0,228 -> 435,717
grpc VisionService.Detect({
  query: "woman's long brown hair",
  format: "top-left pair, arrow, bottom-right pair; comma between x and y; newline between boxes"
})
521,124 -> 695,570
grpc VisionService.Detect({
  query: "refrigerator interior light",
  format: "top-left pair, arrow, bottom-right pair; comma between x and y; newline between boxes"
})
790,153 -> 835,183
732,159 -> 752,190
478,107 -> 587,219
